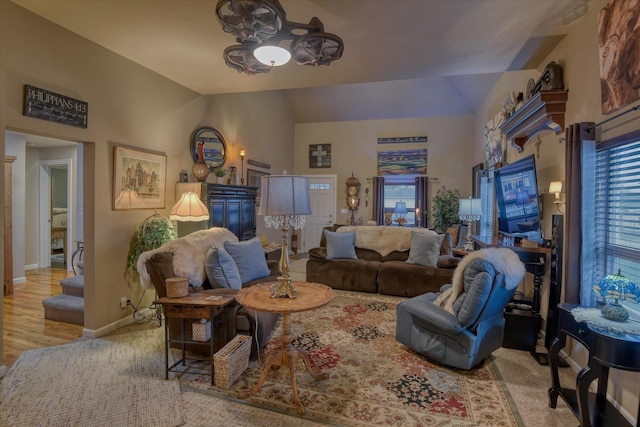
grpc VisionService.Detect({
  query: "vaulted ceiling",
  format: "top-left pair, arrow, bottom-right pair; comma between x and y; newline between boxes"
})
13,0 -> 595,123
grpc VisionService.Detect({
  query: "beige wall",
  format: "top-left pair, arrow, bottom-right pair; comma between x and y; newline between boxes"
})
201,91 -> 296,243
294,116 -> 475,225
0,0 -> 295,370
473,1 -> 640,420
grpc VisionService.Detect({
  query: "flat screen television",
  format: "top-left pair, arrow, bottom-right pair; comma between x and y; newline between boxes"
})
494,154 -> 542,241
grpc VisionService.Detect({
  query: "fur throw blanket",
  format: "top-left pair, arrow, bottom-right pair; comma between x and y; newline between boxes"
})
136,227 -> 238,289
434,248 -> 526,313
337,226 -> 436,257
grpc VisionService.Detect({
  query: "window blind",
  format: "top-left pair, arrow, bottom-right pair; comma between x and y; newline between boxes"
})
595,138 -> 640,286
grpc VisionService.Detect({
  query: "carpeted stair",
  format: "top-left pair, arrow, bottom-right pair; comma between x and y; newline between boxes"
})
42,275 -> 84,325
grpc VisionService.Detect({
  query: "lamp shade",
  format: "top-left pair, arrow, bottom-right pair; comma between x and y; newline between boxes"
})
394,201 -> 407,215
258,175 -> 311,216
170,192 -> 209,222
458,198 -> 482,221
549,181 -> 562,198
593,269 -> 640,303
254,45 -> 291,66
115,189 -> 145,209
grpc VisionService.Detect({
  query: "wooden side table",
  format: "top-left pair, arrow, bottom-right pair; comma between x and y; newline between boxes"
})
236,282 -> 335,415
154,293 -> 236,385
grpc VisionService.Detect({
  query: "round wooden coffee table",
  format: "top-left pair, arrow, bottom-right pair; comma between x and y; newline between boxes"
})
235,281 -> 335,415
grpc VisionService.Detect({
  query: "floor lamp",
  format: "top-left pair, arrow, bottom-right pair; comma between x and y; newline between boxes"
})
458,197 -> 481,251
258,173 -> 312,298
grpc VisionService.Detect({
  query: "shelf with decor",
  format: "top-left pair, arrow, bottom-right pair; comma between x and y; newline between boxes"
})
500,89 -> 568,152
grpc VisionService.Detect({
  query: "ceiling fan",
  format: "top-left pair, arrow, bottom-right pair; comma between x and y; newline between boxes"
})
216,0 -> 344,75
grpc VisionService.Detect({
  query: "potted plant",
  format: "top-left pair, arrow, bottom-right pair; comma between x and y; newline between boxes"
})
213,167 -> 226,184
429,187 -> 461,232
125,214 -> 177,281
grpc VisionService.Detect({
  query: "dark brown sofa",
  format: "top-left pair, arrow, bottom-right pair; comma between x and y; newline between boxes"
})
306,225 -> 458,298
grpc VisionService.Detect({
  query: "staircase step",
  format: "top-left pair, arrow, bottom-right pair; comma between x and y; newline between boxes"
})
60,275 -> 84,297
42,295 -> 84,325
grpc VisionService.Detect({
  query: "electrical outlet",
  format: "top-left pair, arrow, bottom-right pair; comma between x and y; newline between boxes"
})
120,297 -> 130,309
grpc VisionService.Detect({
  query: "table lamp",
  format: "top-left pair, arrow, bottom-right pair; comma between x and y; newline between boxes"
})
458,197 -> 482,251
593,269 -> 639,321
393,201 -> 407,226
258,172 -> 312,298
169,192 -> 210,238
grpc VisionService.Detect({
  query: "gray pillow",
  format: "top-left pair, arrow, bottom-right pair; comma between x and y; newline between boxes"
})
204,247 -> 242,290
224,237 -> 270,283
324,230 -> 357,259
406,232 -> 444,267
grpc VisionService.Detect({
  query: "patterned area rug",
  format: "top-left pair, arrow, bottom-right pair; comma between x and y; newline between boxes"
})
0,329 -> 184,427
181,291 -> 521,426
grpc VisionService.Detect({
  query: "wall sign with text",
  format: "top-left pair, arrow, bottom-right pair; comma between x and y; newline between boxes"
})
23,84 -> 88,128
377,136 -> 427,144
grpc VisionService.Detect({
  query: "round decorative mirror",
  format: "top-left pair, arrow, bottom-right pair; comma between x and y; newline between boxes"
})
190,127 -> 227,169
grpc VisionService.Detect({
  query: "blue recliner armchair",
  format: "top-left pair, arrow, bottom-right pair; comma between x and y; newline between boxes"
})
396,249 -> 525,370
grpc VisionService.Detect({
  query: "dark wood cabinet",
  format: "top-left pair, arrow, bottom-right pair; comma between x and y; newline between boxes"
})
205,184 -> 257,241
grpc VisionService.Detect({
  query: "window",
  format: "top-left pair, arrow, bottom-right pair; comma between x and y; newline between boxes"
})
479,169 -> 495,238
384,179 -> 416,225
595,132 -> 640,315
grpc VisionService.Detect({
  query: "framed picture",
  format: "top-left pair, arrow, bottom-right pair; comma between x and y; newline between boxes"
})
247,169 -> 270,205
377,148 -> 427,175
309,144 -> 331,168
113,146 -> 167,210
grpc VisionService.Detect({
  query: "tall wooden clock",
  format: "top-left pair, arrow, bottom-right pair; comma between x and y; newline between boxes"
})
345,173 -> 360,224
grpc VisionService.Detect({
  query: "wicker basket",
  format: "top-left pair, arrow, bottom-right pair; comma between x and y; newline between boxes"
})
166,277 -> 188,298
213,335 -> 252,389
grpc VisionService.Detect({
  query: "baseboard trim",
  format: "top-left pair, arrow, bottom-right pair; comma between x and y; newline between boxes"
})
82,308 -> 154,338
24,264 -> 39,271
12,277 -> 26,284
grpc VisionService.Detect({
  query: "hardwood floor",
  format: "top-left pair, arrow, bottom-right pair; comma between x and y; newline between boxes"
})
3,268 -> 82,367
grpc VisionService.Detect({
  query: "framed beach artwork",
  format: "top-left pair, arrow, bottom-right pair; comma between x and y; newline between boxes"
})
377,148 -> 427,175
113,146 -> 167,210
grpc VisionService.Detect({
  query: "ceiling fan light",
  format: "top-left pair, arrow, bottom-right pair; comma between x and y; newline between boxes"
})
254,45 -> 291,66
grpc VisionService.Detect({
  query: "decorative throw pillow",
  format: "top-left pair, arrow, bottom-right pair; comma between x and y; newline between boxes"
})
456,226 -> 469,249
445,225 -> 462,247
406,231 -> 445,267
204,247 -> 242,290
224,237 -> 270,284
324,230 -> 357,259
439,232 -> 453,256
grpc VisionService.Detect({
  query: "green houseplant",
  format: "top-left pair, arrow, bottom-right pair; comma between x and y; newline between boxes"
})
125,214 -> 177,280
429,187 -> 461,232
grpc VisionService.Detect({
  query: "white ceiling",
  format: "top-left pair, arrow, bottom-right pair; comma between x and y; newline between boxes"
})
13,0 -> 595,123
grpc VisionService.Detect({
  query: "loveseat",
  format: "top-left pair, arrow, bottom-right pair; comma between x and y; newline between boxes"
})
306,225 -> 459,298
137,228 -> 281,359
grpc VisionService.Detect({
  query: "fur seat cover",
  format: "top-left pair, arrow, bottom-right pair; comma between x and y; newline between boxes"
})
434,247 -> 526,313
336,226 -> 436,256
136,227 -> 238,289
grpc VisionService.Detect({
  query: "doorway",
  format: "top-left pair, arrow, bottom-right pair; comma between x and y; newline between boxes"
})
302,174 -> 337,253
39,161 -> 72,270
